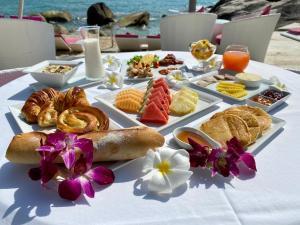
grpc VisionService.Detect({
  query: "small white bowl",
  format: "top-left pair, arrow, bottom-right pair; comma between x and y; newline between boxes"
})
24,60 -> 81,88
173,127 -> 221,150
236,73 -> 262,88
246,87 -> 291,112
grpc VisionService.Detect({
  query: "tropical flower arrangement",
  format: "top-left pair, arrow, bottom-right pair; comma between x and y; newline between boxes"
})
28,131 -> 256,200
28,131 -> 114,201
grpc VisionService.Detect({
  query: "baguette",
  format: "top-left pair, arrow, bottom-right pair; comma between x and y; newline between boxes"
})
6,126 -> 164,164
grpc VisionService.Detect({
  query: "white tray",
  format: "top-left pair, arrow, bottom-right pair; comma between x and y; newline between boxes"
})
8,104 -> 122,133
94,82 -> 222,132
190,75 -> 270,102
190,112 -> 286,154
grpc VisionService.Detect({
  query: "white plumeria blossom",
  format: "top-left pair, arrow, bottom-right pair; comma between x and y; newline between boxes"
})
142,147 -> 193,194
102,55 -> 121,72
166,70 -> 189,88
102,71 -> 123,89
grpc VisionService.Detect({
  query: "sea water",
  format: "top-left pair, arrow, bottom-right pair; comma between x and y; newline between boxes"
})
0,0 -> 217,35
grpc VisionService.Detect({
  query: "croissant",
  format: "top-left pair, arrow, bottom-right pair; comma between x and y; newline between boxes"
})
21,88 -> 60,123
57,106 -> 109,133
21,87 -> 90,127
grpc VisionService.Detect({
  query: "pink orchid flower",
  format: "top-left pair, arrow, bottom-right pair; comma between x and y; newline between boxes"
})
58,155 -> 115,201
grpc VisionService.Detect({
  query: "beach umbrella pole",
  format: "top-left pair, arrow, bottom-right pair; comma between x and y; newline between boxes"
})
18,0 -> 24,19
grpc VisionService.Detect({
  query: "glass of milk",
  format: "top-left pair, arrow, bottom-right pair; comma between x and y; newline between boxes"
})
79,26 -> 105,80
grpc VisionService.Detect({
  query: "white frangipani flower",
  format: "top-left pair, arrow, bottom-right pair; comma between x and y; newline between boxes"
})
142,147 -> 192,194
102,71 -> 123,89
102,55 -> 121,72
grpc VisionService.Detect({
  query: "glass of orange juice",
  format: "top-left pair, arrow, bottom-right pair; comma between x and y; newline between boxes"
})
223,45 -> 250,72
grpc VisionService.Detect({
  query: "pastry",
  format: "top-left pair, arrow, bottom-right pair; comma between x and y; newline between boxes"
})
6,126 -> 165,164
201,114 -> 251,147
57,106 -> 109,134
22,87 -> 90,128
21,88 -> 60,123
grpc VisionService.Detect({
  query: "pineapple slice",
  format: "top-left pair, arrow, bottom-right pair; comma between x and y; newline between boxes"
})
170,96 -> 196,115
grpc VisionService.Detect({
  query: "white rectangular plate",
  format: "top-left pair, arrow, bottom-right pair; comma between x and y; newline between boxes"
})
8,104 -> 122,133
94,82 -> 222,132
190,76 -> 270,102
191,113 -> 285,154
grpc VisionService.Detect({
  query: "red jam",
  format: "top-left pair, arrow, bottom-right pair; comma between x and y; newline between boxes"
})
262,89 -> 284,101
251,95 -> 274,106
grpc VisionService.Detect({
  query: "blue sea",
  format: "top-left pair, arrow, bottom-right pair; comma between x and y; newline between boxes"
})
0,0 -> 217,35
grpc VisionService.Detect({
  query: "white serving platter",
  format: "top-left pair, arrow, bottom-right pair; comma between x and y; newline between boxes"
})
94,81 -> 222,132
8,104 -> 122,133
190,111 -> 286,154
190,75 -> 270,102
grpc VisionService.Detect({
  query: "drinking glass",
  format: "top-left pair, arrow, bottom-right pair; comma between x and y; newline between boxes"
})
189,40 -> 216,71
80,26 -> 105,80
223,45 -> 250,73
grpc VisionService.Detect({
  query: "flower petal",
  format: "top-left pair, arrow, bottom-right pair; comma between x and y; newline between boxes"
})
58,179 -> 81,201
230,162 -> 240,176
142,149 -> 156,173
86,166 -> 114,185
40,160 -> 58,184
61,148 -> 76,169
239,153 -> 257,171
46,131 -> 66,148
158,147 -> 178,162
74,154 -> 88,175
78,177 -> 94,198
28,167 -> 41,180
226,137 -> 245,155
36,145 -> 55,153
168,149 -> 190,170
167,169 -> 193,190
147,171 -> 172,194
75,138 -> 94,169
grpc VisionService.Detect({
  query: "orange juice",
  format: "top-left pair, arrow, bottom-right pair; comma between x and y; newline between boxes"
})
223,51 -> 250,72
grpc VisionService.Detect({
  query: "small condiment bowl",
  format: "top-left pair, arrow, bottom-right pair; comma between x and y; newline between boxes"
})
24,60 -> 81,88
246,87 -> 291,112
173,127 -> 221,150
236,73 -> 262,88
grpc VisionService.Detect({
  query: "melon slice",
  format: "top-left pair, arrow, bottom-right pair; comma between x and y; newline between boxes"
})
140,102 -> 168,124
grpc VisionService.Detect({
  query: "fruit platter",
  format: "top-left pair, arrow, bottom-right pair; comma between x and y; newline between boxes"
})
95,78 -> 222,131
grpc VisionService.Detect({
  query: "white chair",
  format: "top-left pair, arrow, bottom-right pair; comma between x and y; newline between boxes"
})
0,19 -> 55,70
160,13 -> 217,51
217,14 -> 280,62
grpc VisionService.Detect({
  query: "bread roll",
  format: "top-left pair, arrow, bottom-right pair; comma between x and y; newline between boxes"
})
6,126 -> 164,164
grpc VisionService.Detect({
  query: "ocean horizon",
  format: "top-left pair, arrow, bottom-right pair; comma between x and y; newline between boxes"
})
0,0 -> 217,35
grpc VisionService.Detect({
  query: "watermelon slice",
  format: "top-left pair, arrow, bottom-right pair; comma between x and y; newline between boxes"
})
151,87 -> 171,104
153,81 -> 170,95
140,102 -> 168,124
148,97 -> 169,119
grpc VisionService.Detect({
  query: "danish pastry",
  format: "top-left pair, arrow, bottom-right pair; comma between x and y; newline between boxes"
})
57,106 -> 109,134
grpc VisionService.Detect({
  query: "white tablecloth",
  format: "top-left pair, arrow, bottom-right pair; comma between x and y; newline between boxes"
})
1,51 -> 300,225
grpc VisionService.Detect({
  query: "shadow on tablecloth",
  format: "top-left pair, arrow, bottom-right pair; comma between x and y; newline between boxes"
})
0,162 -> 87,225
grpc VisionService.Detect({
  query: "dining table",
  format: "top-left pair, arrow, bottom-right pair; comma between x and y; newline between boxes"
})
1,51 -> 300,225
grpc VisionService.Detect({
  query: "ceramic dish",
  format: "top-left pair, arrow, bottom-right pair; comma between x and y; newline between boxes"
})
235,73 -> 262,88
246,87 -> 291,112
190,74 -> 270,102
24,60 -> 82,88
94,82 -> 222,132
191,108 -> 286,154
173,127 -> 221,150
8,103 -> 122,133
